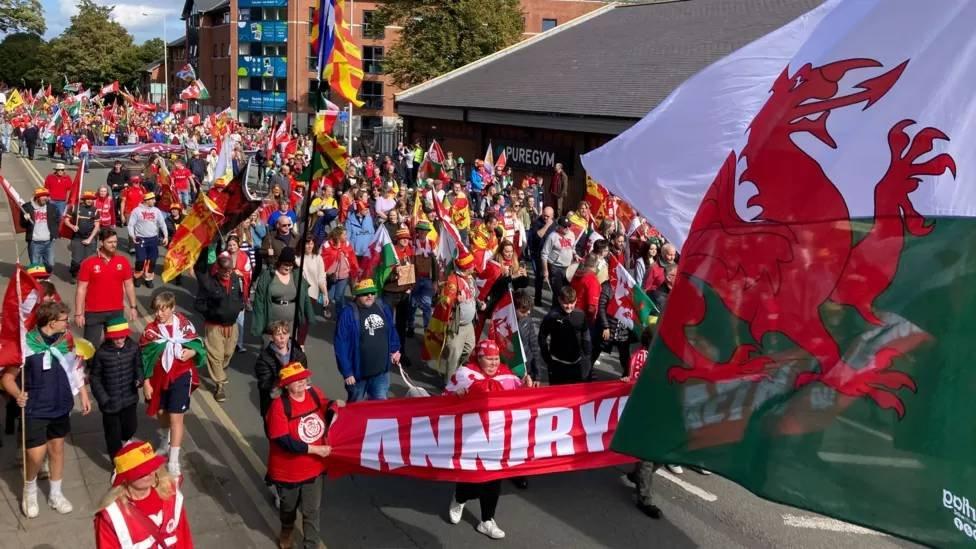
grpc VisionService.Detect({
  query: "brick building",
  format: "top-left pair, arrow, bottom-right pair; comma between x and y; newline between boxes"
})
180,0 -> 607,131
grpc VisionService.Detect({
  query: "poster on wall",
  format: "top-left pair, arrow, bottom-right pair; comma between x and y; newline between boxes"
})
238,21 -> 288,42
237,56 -> 288,78
239,0 -> 288,7
238,90 -> 287,112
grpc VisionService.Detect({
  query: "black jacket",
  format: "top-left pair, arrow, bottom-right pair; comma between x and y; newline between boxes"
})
20,201 -> 59,243
254,342 -> 308,416
539,307 -> 592,368
194,271 -> 246,325
89,338 -> 144,414
106,169 -> 128,197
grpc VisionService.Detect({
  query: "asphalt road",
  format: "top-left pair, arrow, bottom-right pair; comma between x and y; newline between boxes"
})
0,152 -> 923,548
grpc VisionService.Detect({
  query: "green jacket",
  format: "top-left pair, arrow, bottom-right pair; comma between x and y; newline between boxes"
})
250,267 -> 314,337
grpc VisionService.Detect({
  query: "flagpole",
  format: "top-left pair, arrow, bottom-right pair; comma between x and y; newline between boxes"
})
291,81 -> 323,344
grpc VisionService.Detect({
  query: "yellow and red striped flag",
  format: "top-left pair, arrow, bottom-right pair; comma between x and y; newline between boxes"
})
162,193 -> 222,282
324,0 -> 364,107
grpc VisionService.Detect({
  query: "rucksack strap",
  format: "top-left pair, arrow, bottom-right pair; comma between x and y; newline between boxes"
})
282,387 -> 323,420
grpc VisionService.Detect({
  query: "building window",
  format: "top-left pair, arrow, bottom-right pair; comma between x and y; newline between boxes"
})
363,11 -> 384,39
212,44 -> 218,57
542,18 -> 557,32
238,76 -> 250,90
239,8 -> 250,21
360,81 -> 383,110
250,77 -> 262,90
361,116 -> 383,130
222,11 -> 230,25
363,46 -> 383,74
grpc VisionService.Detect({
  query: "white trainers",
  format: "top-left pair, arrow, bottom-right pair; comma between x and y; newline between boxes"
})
21,490 -> 38,518
476,519 -> 506,539
448,500 -> 465,524
49,493 -> 73,514
666,465 -> 684,474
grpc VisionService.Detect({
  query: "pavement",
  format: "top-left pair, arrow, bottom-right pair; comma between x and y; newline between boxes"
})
0,151 -> 925,548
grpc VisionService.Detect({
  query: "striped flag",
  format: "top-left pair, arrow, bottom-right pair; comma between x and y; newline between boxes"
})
311,0 -> 337,78
324,0 -> 364,107
0,176 -> 28,234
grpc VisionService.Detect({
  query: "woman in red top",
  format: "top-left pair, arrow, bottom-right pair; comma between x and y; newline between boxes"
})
265,363 -> 343,549
321,226 -> 359,319
94,440 -> 193,549
94,185 -> 116,228
570,254 -> 601,324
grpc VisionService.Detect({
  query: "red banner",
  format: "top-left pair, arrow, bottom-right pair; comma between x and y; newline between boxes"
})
326,382 -> 636,482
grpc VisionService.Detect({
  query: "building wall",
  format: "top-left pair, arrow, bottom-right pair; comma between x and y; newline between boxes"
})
197,7 -> 234,114
520,0 -> 606,36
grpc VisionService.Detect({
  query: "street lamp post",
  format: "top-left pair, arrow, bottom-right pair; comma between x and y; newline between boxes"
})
144,11 -> 168,107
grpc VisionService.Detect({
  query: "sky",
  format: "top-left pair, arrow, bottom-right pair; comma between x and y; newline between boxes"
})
41,0 -> 185,44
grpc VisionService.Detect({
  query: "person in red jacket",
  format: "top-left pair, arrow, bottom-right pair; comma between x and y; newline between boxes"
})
170,159 -> 195,207
265,362 -> 343,548
94,440 -> 193,549
44,162 -> 72,218
320,226 -> 359,318
94,185 -> 116,228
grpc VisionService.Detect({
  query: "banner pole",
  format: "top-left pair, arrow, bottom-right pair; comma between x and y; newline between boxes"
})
291,82 -> 322,344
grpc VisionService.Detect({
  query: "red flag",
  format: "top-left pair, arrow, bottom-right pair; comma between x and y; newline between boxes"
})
495,149 -> 507,171
0,266 -> 43,368
170,102 -> 187,113
58,162 -> 85,239
99,81 -> 120,96
1,176 -> 28,233
272,114 -> 292,154
475,259 -> 503,302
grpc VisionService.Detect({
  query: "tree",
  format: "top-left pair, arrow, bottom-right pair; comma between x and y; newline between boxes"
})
0,0 -> 45,36
44,0 -> 144,90
375,0 -> 523,88
137,38 -> 165,67
0,32 -> 45,87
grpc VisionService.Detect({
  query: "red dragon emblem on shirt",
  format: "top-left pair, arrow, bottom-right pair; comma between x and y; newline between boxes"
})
662,58 -> 956,418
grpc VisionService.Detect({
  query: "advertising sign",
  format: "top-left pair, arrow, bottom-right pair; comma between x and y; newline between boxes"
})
237,21 -> 287,43
237,56 -> 288,78
238,90 -> 286,112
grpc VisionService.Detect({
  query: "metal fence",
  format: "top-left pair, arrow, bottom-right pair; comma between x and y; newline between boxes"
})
356,126 -> 404,158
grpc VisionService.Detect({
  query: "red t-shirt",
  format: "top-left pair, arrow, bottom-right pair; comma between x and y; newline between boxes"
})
265,387 -> 329,484
78,253 -> 133,313
171,167 -> 192,192
44,174 -> 73,201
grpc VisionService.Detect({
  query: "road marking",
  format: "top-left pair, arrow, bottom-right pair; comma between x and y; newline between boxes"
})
194,387 -> 269,478
836,416 -> 893,442
656,469 -> 718,502
817,451 -> 923,469
782,514 -> 884,535
19,156 -> 44,187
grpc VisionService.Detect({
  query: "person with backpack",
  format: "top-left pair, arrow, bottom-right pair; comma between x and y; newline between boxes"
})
265,363 -> 343,548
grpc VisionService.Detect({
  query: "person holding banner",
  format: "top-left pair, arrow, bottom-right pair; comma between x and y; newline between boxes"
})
445,339 -> 528,539
265,362 -> 342,549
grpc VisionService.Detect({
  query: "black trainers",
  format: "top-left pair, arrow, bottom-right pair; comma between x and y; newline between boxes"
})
133,278 -> 141,288
214,385 -> 227,403
636,502 -> 662,519
144,279 -> 155,288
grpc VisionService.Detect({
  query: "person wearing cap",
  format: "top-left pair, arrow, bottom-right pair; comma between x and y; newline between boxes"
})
2,301 -> 91,518
126,191 -> 168,288
94,440 -> 193,548
334,279 -> 401,402
433,251 -> 483,382
251,246 -> 313,342
541,216 -> 577,303
383,227 -> 416,353
445,339 -> 532,540
408,220 -> 436,336
265,363 -> 343,548
21,187 -> 59,273
195,253 -> 246,403
43,162 -> 72,218
64,190 -> 101,281
89,317 -> 144,458
345,199 -> 376,265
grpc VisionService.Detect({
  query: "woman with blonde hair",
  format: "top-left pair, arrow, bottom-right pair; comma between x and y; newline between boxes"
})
94,440 -> 193,548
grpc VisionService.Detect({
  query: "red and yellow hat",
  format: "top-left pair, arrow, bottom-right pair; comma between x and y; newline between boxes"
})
25,263 -> 49,279
353,278 -> 378,296
112,440 -> 166,486
81,190 -> 97,200
104,317 -> 130,339
455,251 -> 475,271
143,192 -> 156,201
32,187 -> 50,199
395,228 -> 411,241
278,361 -> 311,388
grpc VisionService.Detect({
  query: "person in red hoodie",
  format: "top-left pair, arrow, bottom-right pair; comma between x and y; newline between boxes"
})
170,159 -> 195,207
320,226 -> 359,319
43,163 -> 72,218
94,440 -> 193,548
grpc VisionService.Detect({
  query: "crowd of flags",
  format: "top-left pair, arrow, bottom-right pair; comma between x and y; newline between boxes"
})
312,0 -> 364,107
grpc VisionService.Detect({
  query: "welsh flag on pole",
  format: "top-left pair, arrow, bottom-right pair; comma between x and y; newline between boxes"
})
99,81 -> 119,96
0,265 -> 44,368
583,1 -> 972,547
606,255 -> 656,335
361,226 -> 399,289
417,139 -> 446,181
485,289 -> 527,377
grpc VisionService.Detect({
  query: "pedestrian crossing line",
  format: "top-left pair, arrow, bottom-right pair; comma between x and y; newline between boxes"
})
782,513 -> 885,535
656,469 -> 718,502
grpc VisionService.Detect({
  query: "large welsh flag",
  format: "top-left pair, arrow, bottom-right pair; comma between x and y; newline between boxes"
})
484,289 -> 527,377
361,226 -> 398,289
583,1 -> 974,547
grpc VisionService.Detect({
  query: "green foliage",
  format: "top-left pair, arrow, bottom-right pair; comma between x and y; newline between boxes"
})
375,0 -> 524,88
0,32 -> 45,87
0,0 -> 45,36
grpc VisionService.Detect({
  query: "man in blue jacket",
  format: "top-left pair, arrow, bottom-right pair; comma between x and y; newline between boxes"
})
345,201 -> 376,263
334,279 -> 401,402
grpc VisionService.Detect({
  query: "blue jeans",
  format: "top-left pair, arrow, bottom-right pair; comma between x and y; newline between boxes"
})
345,372 -> 390,402
410,277 -> 434,329
51,200 -> 66,218
179,190 -> 192,207
78,152 -> 90,171
329,278 -> 349,316
29,240 -> 54,271
236,310 -> 246,350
